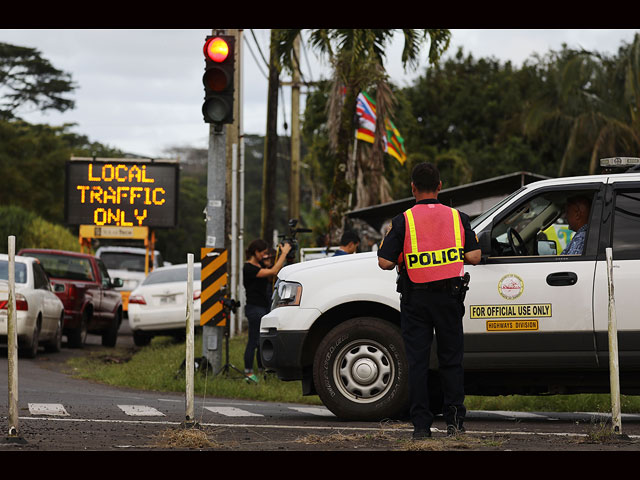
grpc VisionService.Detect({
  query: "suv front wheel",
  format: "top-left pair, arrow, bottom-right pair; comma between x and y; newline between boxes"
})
312,317 -> 409,421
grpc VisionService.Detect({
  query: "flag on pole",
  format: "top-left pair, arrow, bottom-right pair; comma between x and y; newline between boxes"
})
355,91 -> 406,164
355,91 -> 377,144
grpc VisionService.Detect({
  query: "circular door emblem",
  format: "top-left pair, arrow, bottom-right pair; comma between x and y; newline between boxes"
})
498,274 -> 524,300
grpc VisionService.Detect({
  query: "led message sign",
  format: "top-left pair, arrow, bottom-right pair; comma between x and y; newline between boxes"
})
65,159 -> 179,228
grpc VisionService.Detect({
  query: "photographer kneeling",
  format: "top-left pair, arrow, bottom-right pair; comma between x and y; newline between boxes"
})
243,239 -> 292,383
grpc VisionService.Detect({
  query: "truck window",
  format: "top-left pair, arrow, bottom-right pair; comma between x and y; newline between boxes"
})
612,189 -> 640,259
21,253 -> 95,282
488,189 -> 596,257
99,252 -> 148,272
96,259 -> 112,288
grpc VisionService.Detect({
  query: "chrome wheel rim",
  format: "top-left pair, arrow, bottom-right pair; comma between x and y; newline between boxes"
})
333,340 -> 395,404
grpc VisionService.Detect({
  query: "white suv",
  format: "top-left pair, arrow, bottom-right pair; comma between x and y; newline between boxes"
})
260,164 -> 640,420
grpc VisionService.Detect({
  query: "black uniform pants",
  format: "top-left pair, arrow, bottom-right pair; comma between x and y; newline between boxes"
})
400,286 -> 466,430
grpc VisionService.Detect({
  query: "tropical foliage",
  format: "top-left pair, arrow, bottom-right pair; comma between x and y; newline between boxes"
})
2,33 -> 640,260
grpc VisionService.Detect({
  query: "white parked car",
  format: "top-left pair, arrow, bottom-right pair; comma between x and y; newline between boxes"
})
127,263 -> 201,346
95,246 -> 168,314
0,254 -> 65,358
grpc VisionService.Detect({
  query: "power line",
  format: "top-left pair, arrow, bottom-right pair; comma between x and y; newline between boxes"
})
249,29 -> 270,70
244,33 -> 268,80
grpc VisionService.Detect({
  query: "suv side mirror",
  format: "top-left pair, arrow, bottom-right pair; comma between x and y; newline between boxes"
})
110,278 -> 124,288
537,240 -> 558,255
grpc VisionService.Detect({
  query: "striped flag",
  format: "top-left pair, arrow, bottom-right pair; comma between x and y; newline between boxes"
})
356,91 -> 377,143
355,91 -> 407,165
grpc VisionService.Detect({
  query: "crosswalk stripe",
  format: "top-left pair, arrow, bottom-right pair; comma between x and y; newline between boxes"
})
28,403 -> 69,416
204,406 -> 263,417
289,407 -> 335,417
118,405 -> 165,416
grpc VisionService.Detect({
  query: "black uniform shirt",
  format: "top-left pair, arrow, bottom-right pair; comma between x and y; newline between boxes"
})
377,199 -> 480,269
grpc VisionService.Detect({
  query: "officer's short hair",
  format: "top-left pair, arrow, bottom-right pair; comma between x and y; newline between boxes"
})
411,162 -> 440,192
340,230 -> 360,246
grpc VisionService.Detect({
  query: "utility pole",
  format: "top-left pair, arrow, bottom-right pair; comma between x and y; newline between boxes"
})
289,34 -> 301,222
261,29 -> 280,242
226,29 -> 243,337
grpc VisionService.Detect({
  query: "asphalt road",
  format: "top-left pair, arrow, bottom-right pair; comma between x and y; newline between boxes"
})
1,319 -> 640,453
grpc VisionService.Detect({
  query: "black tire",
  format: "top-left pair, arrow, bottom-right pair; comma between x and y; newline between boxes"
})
44,316 -> 63,353
312,317 -> 409,421
101,309 -> 121,347
133,330 -> 152,347
21,319 -> 40,359
68,310 -> 89,348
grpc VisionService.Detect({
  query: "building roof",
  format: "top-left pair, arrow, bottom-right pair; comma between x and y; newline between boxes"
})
346,171 -> 550,232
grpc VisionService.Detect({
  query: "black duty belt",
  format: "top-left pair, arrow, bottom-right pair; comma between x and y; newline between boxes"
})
409,278 -> 453,292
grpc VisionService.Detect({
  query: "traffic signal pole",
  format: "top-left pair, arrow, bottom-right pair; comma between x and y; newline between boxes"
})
202,29 -> 237,373
203,121 -> 226,372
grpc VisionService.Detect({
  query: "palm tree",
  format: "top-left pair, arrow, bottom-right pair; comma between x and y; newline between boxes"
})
524,36 -> 640,176
275,29 -> 450,240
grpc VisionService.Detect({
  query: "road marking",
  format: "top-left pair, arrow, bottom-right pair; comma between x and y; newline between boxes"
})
17,416 -> 640,440
28,403 -> 69,416
204,406 -> 263,417
289,407 -> 335,417
118,405 -> 165,416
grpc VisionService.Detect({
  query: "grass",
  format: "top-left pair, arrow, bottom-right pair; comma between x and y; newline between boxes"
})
66,332 -> 323,406
65,332 -> 640,413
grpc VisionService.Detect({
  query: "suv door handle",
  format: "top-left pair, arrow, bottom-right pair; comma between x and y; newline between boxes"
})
546,272 -> 578,286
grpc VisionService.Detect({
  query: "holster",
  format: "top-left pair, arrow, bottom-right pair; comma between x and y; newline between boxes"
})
396,268 -> 410,305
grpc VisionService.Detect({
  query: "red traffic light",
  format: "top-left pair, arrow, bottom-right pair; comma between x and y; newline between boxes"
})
204,37 -> 229,63
202,34 -> 235,125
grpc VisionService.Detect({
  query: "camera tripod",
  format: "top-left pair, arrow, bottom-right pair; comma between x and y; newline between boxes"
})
215,297 -> 257,383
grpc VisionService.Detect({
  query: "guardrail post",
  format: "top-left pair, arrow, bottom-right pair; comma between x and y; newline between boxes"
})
606,247 -> 622,434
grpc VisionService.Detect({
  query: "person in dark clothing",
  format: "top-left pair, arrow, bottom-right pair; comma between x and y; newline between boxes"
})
242,239 -> 291,383
377,162 -> 481,439
332,230 -> 360,256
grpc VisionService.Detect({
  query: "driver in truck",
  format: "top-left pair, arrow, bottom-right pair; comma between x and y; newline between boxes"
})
561,195 -> 591,255
377,162 -> 481,440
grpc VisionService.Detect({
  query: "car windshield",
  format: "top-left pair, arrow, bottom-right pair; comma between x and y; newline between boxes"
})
0,260 -> 28,284
21,253 -> 94,281
100,252 -> 149,272
142,266 -> 201,286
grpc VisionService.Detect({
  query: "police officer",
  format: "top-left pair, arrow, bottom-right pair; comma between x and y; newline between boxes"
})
377,162 -> 481,439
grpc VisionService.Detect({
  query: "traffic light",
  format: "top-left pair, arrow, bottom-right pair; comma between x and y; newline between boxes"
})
202,35 -> 235,125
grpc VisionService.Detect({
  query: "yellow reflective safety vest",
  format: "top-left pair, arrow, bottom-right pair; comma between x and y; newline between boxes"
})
402,203 -> 465,283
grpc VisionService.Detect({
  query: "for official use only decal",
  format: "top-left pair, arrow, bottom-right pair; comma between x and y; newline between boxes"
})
470,304 -> 552,332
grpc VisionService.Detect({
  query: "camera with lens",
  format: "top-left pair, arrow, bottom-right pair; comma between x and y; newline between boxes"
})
279,219 -> 311,263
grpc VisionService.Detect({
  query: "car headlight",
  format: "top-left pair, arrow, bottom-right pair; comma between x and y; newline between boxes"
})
272,280 -> 302,309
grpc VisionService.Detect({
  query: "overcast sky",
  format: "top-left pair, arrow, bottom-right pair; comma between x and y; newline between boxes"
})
1,29 -> 638,158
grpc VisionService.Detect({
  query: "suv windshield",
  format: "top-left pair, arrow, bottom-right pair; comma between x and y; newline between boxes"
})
21,253 -> 94,281
100,252 -> 149,272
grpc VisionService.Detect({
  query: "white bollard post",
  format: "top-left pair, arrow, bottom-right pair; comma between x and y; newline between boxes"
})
7,236 -> 19,437
185,253 -> 195,424
606,247 -> 622,434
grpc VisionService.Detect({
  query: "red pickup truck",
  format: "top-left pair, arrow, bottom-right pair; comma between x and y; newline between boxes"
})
18,249 -> 123,348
